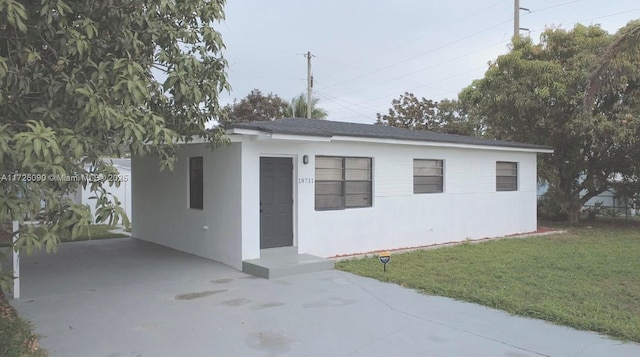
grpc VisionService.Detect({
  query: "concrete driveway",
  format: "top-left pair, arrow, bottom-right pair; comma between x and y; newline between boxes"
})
10,238 -> 640,357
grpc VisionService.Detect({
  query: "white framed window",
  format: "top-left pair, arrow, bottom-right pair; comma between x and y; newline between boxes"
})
414,159 -> 444,193
315,156 -> 372,210
189,157 -> 203,209
496,161 -> 518,191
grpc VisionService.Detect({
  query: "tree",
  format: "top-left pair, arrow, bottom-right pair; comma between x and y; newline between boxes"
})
584,21 -> 640,202
460,24 -> 640,222
0,0 -> 229,283
221,89 -> 289,126
585,20 -> 640,107
284,93 -> 328,119
376,92 -> 480,136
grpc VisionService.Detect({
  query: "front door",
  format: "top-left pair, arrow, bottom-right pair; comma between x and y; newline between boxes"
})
260,157 -> 293,249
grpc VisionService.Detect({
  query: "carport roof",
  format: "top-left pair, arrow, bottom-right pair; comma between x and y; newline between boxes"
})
230,118 -> 553,152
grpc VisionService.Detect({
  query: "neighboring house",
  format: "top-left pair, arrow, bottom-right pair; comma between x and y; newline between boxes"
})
71,158 -> 132,223
537,174 -> 638,215
132,118 -> 552,271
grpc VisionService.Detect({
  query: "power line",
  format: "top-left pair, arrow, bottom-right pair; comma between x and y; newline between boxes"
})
316,88 -> 382,114
315,17 -> 515,92
316,0 -> 593,93
320,0 -> 510,79
315,55 -> 426,89
527,0 -> 584,15
319,6 -> 640,117
322,40 -> 509,100
317,91 -> 375,120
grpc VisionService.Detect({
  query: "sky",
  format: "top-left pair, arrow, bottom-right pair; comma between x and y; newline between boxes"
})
216,0 -> 640,124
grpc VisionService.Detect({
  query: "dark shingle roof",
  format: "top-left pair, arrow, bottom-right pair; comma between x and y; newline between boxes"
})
230,118 -> 552,151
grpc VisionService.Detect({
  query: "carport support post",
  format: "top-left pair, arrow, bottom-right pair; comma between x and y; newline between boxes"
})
12,220 -> 20,299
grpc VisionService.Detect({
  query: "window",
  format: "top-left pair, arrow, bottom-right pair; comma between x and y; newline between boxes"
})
414,159 -> 444,193
496,161 -> 518,191
189,157 -> 203,209
315,156 -> 372,210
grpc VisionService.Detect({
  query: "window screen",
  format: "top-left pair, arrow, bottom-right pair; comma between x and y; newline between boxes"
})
496,161 -> 518,191
414,159 -> 444,193
315,156 -> 372,210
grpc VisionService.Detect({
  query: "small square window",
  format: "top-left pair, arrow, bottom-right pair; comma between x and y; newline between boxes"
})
414,159 -> 444,193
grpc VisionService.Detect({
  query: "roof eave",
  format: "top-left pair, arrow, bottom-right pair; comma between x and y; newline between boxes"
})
329,135 -> 553,153
226,125 -> 553,153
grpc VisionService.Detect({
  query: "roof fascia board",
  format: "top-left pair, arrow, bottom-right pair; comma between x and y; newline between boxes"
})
270,133 -> 331,142
329,135 -> 554,153
226,128 -> 262,136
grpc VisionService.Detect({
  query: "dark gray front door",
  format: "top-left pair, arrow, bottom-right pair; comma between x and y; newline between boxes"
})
260,157 -> 293,249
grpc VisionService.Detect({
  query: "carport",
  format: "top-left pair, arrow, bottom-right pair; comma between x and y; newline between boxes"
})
9,237 -> 640,357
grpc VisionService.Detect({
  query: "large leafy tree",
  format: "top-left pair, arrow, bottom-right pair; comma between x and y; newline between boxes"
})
460,23 -> 640,222
586,21 -> 640,106
0,0 -> 229,271
284,93 -> 328,119
221,89 -> 289,126
376,92 -> 480,136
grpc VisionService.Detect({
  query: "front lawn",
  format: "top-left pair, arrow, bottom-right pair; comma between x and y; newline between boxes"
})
336,222 -> 640,342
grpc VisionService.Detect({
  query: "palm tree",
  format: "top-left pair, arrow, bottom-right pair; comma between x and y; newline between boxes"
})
284,93 -> 328,119
585,20 -> 640,108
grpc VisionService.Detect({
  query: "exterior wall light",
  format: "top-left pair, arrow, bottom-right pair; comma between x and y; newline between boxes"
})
303,155 -> 309,165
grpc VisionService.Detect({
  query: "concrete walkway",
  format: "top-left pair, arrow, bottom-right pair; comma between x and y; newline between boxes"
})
10,238 -> 640,357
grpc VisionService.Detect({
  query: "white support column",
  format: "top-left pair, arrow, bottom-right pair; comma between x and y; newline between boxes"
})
12,220 -> 20,299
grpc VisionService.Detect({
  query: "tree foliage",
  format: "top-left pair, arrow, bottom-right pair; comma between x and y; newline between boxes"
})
0,0 -> 229,275
222,90 -> 328,125
460,23 -> 640,222
376,92 -> 480,136
284,93 -> 328,119
221,89 -> 289,126
586,20 -> 640,107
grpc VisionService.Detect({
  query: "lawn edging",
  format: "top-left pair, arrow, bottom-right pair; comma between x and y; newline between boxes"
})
336,224 -> 640,342
331,228 -> 568,262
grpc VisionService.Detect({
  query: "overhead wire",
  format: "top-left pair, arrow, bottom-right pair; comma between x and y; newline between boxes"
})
324,6 -> 640,121
319,0 -> 510,79
323,40 -> 509,99
316,91 -> 376,121
316,0 -> 589,95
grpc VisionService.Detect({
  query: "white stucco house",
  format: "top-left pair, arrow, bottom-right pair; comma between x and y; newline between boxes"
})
132,118 -> 553,274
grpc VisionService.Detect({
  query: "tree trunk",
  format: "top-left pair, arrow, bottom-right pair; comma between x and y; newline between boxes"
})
567,206 -> 581,224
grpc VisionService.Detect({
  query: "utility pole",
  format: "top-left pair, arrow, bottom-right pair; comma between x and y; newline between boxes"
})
514,0 -> 530,38
514,0 -> 519,38
305,51 -> 313,119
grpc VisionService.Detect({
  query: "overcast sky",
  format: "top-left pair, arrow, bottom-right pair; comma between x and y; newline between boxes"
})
217,0 -> 640,124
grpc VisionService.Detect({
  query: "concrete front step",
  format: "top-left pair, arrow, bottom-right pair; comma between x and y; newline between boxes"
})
242,251 -> 335,279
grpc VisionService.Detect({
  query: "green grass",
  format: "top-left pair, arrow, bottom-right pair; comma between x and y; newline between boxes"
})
56,224 -> 127,242
336,222 -> 640,342
0,291 -> 46,357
